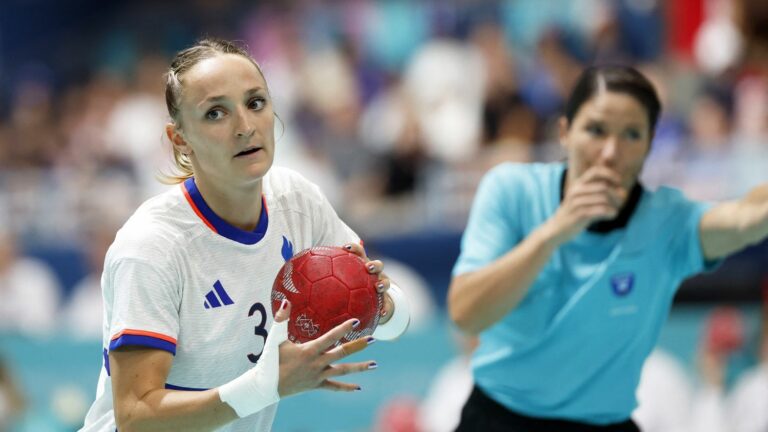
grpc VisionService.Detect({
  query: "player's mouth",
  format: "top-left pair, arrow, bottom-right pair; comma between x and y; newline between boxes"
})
234,146 -> 263,158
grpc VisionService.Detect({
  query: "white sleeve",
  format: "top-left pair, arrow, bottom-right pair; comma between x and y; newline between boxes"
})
106,256 -> 181,355
309,183 -> 360,247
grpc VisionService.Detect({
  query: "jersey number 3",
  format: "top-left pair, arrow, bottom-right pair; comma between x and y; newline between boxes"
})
247,302 -> 269,363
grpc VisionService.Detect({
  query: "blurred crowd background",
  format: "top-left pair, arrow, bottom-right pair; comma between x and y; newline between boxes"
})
1,0 -> 767,431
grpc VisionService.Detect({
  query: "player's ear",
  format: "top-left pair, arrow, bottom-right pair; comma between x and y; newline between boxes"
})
166,123 -> 192,156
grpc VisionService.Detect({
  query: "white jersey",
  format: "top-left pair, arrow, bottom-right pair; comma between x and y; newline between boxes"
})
80,167 -> 359,432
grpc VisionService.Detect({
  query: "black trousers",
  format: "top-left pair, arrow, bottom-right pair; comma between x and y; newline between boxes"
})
455,386 -> 641,432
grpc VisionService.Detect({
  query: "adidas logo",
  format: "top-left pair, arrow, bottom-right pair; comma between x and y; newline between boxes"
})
204,280 -> 235,309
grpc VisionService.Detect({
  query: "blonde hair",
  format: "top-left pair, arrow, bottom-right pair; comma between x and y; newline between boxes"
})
160,38 -> 267,184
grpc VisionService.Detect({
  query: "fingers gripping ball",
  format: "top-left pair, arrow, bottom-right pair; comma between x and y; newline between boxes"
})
271,246 -> 383,344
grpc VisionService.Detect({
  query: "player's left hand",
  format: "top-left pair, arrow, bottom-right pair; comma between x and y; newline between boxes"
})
344,243 -> 394,324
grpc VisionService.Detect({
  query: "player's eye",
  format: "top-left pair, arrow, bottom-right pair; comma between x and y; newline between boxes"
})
586,123 -> 606,137
248,97 -> 266,111
205,108 -> 226,121
623,128 -> 642,141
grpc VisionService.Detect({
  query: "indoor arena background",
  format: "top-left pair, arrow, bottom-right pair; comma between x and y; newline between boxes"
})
1,0 -> 767,431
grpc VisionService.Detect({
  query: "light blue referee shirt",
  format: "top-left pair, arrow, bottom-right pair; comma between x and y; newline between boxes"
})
453,162 -> 713,425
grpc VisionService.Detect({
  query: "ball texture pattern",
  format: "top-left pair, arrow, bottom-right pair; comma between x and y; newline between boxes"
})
271,246 -> 382,344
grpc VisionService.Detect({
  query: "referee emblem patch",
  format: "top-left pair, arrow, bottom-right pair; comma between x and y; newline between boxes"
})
610,273 -> 635,297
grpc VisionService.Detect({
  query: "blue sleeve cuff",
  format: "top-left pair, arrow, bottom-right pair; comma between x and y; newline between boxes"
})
109,331 -> 177,355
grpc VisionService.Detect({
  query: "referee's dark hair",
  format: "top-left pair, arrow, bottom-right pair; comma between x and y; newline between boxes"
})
564,65 -> 662,135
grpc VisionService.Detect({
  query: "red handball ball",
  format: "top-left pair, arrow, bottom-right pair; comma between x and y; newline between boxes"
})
271,246 -> 383,344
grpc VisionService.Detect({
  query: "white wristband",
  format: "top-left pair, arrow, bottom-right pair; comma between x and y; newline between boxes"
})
218,320 -> 288,417
373,282 -> 410,341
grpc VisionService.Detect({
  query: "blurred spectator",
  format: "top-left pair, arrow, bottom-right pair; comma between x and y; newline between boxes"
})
403,38 -> 485,164
676,83 -> 739,200
730,0 -> 768,146
691,304 -> 768,432
296,45 -> 381,202
732,75 -> 768,144
470,21 -> 539,154
499,0 -> 603,56
376,96 -> 426,198
593,0 -> 665,63
417,332 -> 477,432
354,79 -> 431,235
103,54 -> 174,198
689,83 -> 735,146
360,81 -> 427,198
667,0 -> 706,63
58,72 -> 128,172
734,0 -> 768,67
362,0 -> 429,74
518,27 -> 583,134
50,383 -> 91,431
2,75 -> 61,170
0,229 -> 61,336
374,397 -> 421,432
0,0 -> 766,240
694,0 -> 743,75
632,349 -> 695,432
63,222 -> 116,340
0,356 -> 25,432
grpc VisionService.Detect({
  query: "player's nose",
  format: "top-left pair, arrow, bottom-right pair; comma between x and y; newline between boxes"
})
234,106 -> 255,139
598,136 -> 619,164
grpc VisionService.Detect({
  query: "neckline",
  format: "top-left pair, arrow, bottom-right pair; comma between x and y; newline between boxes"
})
181,177 -> 269,245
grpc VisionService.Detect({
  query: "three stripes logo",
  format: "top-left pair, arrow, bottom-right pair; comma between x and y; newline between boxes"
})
204,280 -> 235,309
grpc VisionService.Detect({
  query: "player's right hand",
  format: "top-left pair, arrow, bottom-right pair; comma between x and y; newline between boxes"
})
544,166 -> 627,244
275,301 -> 377,397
